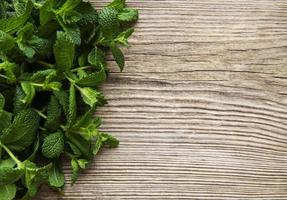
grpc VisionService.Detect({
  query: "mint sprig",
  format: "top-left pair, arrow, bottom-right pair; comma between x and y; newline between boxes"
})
0,0 -> 138,199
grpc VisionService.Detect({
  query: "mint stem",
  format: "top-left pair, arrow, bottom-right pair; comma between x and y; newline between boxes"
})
0,142 -> 22,167
34,109 -> 47,119
71,66 -> 92,72
64,73 -> 76,84
37,61 -> 54,68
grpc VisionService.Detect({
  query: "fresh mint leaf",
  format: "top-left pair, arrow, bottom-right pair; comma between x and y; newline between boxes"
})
118,8 -> 138,22
13,86 -> 26,114
20,81 -> 36,104
93,136 -> 102,155
53,90 -> 69,117
0,184 -> 16,200
0,167 -> 24,185
101,133 -> 119,148
111,43 -> 125,71
67,83 -> 77,127
42,131 -> 64,158
108,0 -> 125,11
88,47 -> 106,66
0,31 -> 15,52
99,7 -> 119,39
76,2 -> 98,25
23,161 -> 52,197
71,158 -> 88,185
0,93 -> 5,110
115,28 -> 134,46
48,163 -> 65,188
0,61 -> 17,83
0,0 -> 33,34
67,132 -> 92,159
0,110 -> 12,131
76,67 -> 106,87
39,0 -> 55,26
0,109 -> 40,151
77,86 -> 106,107
0,158 -> 15,168
45,95 -> 62,132
54,31 -> 75,72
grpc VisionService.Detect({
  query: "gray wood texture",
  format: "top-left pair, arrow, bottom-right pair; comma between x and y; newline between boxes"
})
41,0 -> 287,199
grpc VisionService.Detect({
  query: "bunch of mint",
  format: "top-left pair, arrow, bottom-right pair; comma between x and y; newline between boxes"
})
0,0 -> 138,199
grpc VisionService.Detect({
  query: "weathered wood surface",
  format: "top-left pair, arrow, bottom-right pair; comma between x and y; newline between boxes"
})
42,0 -> 287,199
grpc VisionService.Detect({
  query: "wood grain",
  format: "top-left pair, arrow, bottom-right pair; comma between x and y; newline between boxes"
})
41,0 -> 287,199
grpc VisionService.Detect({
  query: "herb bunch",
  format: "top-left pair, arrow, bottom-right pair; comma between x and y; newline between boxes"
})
0,0 -> 138,199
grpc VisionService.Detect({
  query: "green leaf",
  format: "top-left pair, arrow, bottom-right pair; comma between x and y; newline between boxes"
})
30,69 -> 57,83
71,108 -> 102,141
0,110 -> 12,130
0,167 -> 24,185
23,161 -> 52,197
76,2 -> 98,25
71,158 -> 88,185
111,43 -> 125,71
18,43 -> 35,58
76,68 -> 106,87
48,163 -> 65,188
77,159 -> 88,169
108,0 -> 125,11
39,0 -> 55,25
45,95 -> 62,132
71,158 -> 79,185
99,7 -> 119,39
118,8 -> 138,22
77,87 -> 106,107
26,36 -> 51,57
53,90 -> 69,117
0,159 -> 15,168
12,0 -> 26,16
0,0 -> 33,34
67,132 -> 92,159
0,93 -> 5,110
57,0 -> 81,16
42,131 -> 64,158
0,184 -> 16,200
62,10 -> 82,24
17,23 -> 34,41
72,107 -> 97,128
67,142 -> 82,157
0,31 -> 15,52
88,47 -> 106,66
58,17 -> 82,45
20,81 -> 36,104
0,2 -> 7,19
0,109 -> 40,151
54,31 -> 75,72
115,28 -> 134,46
0,61 -> 17,83
16,23 -> 51,58
13,86 -> 26,114
101,133 -> 119,148
78,52 -> 88,67
43,81 -> 62,91
93,136 -> 102,155
67,84 -> 77,127
65,24 -> 82,45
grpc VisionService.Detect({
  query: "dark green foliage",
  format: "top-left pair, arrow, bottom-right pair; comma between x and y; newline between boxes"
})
0,0 -> 137,199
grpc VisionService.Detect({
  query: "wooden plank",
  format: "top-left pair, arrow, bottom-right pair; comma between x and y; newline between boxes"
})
41,0 -> 287,199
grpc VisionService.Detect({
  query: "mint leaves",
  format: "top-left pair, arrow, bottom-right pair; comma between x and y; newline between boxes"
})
0,0 -> 138,199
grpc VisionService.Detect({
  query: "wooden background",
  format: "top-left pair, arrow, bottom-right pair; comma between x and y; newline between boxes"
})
42,0 -> 287,199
